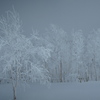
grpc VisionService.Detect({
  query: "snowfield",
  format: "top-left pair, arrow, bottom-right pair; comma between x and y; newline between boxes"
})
0,81 -> 100,100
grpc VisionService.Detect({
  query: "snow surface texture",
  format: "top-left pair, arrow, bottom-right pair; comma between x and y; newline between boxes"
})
0,82 -> 100,100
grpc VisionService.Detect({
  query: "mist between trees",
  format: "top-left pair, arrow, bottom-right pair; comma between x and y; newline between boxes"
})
44,25 -> 100,83
0,9 -> 100,100
0,9 -> 100,85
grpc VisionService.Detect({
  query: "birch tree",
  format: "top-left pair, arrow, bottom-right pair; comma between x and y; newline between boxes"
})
45,25 -> 68,82
70,30 -> 84,82
86,29 -> 100,81
0,10 -> 52,100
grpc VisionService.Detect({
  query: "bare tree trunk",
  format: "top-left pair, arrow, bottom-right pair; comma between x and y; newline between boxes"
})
13,86 -> 16,100
94,66 -> 97,81
59,60 -> 63,82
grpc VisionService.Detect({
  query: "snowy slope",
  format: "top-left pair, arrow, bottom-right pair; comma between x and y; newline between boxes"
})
0,82 -> 100,100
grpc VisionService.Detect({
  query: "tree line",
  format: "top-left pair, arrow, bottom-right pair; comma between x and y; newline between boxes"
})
0,9 -> 100,100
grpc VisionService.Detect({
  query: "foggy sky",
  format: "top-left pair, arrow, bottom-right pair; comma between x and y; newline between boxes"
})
0,0 -> 100,34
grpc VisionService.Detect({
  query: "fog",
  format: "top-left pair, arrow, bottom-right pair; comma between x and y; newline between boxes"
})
1,1 -> 100,100
0,0 -> 100,34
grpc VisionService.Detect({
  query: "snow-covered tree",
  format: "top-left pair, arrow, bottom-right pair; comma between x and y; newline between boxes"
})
45,25 -> 68,82
86,29 -> 100,81
0,10 -> 52,100
70,30 -> 84,82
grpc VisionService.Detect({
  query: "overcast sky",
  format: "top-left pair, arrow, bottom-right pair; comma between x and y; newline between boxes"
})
0,0 -> 100,34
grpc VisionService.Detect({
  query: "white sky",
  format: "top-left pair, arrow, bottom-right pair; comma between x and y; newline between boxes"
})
0,0 -> 100,34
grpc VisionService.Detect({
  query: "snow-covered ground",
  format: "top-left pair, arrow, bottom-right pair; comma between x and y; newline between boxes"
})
0,81 -> 100,100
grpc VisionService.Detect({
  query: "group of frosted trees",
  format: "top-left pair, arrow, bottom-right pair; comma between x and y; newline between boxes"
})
47,28 -> 100,83
0,9 -> 100,100
0,10 -> 100,85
